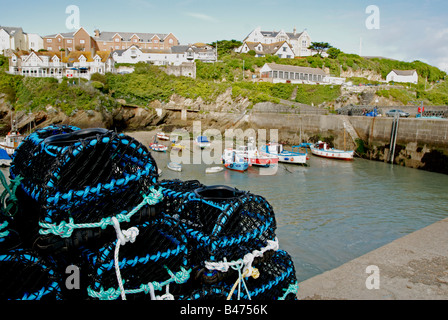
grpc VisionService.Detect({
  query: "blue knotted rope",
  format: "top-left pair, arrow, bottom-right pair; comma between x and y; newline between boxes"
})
38,187 -> 163,238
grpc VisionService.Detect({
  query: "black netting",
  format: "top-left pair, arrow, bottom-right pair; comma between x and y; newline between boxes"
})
0,248 -> 61,300
157,179 -> 277,285
85,216 -> 190,300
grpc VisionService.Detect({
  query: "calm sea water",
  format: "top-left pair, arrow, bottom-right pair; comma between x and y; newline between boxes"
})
149,147 -> 448,282
2,145 -> 447,283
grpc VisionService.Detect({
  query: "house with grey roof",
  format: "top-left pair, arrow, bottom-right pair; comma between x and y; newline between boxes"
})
386,69 -> 418,84
237,41 -> 295,59
0,26 -> 27,55
240,27 -> 312,57
259,63 -> 327,84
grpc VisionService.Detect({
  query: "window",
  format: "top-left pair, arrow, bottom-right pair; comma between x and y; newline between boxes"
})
58,38 -> 61,42
302,40 -> 307,47
133,39 -> 138,43
273,71 -> 278,78
169,39 -> 173,44
67,40 -> 72,43
153,39 -> 158,43
115,46 -> 120,49
284,72 -> 289,79
47,39 -> 52,43
287,55 -> 291,59
80,40 -> 85,44
279,71 -> 283,79
48,47 -> 52,51
115,38 -> 120,42
283,47 -> 287,52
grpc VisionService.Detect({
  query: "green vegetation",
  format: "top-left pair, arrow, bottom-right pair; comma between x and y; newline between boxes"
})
0,44 -> 447,116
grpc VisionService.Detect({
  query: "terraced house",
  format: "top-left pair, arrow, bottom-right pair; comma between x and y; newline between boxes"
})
93,29 -> 179,52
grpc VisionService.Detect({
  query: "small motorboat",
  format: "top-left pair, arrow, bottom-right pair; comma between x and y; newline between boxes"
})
261,142 -> 308,165
0,148 -> 12,167
167,161 -> 182,172
221,148 -> 249,173
205,166 -> 224,174
309,141 -> 354,161
156,132 -> 170,141
0,124 -> 25,156
237,137 -> 278,167
195,136 -> 211,149
149,136 -> 168,152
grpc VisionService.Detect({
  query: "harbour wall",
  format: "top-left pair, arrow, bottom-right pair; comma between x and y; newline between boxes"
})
242,113 -> 448,174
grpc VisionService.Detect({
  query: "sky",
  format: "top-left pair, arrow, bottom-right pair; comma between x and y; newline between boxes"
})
1,0 -> 447,71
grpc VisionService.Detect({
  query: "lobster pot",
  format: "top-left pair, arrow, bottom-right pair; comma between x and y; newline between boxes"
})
86,216 -> 191,300
225,250 -> 298,301
0,220 -> 22,252
0,249 -> 61,300
178,285 -> 229,300
157,179 -> 277,285
10,125 -> 159,250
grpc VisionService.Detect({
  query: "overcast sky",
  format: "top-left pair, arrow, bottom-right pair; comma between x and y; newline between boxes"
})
1,0 -> 447,71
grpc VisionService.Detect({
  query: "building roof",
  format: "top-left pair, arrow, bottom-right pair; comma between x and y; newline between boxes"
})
390,69 -> 417,76
244,41 -> 293,55
264,63 -> 326,75
94,31 -> 171,42
0,26 -> 24,36
44,31 -> 76,38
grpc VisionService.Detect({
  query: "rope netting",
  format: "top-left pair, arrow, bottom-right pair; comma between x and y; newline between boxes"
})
0,125 -> 298,301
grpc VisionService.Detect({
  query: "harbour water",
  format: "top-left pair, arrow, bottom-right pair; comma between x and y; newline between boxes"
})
150,149 -> 448,283
2,145 -> 447,284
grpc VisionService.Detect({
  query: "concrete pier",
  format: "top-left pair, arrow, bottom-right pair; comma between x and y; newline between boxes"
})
297,218 -> 448,300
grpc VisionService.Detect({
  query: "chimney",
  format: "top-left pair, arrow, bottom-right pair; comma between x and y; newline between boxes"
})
94,29 -> 100,37
293,27 -> 296,35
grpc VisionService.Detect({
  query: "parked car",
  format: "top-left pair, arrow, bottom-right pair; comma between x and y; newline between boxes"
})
386,109 -> 410,117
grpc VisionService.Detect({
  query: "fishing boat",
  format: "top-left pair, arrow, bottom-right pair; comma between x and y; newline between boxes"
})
0,149 -> 11,167
195,136 -> 211,149
149,136 -> 168,152
205,166 -> 224,174
167,161 -> 182,172
0,126 -> 25,156
221,148 -> 249,172
261,142 -> 308,165
156,132 -> 170,141
309,141 -> 354,161
237,137 -> 278,167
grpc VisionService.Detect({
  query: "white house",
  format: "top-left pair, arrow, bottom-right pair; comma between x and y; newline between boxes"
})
0,26 -> 27,55
237,41 -> 295,59
26,33 -> 44,52
259,63 -> 327,84
240,27 -> 312,57
112,43 -> 217,66
9,50 -> 114,80
386,70 -> 418,84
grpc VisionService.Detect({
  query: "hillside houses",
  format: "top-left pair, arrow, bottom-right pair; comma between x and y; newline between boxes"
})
260,63 -> 327,84
237,27 -> 312,57
9,50 -> 114,79
237,41 -> 295,59
386,69 -> 418,84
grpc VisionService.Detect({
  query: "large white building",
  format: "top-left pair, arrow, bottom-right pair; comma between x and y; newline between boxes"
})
238,27 -> 312,57
112,43 -> 217,66
386,70 -> 418,84
259,63 -> 327,84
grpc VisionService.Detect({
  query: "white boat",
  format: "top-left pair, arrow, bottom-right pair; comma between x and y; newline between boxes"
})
0,128 -> 25,156
157,168 -> 163,177
261,142 -> 308,165
149,135 -> 168,152
167,161 -> 182,172
221,148 -> 249,172
205,166 -> 224,174
156,132 -> 170,141
237,137 -> 279,167
310,141 -> 354,161
195,136 -> 211,149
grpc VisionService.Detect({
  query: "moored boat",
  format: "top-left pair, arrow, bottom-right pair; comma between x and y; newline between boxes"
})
237,137 -> 278,167
0,127 -> 25,156
195,136 -> 211,149
167,161 -> 182,172
205,166 -> 224,174
149,136 -> 168,152
261,142 -> 308,165
156,132 -> 170,141
309,141 -> 354,161
221,148 -> 249,172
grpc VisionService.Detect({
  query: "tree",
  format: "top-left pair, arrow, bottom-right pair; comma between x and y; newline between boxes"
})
327,47 -> 342,59
308,42 -> 333,56
208,40 -> 243,57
